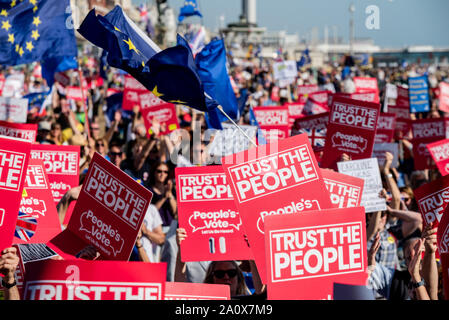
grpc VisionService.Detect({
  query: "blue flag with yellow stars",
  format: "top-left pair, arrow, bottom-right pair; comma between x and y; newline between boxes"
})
0,0 -> 78,74
78,6 -> 222,129
178,0 -> 203,22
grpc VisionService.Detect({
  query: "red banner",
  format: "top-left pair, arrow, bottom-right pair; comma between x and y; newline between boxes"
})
264,207 -> 368,300
176,166 -> 252,262
165,282 -> 230,300
0,121 -> 37,143
374,113 -> 396,143
23,260 -> 166,300
221,133 -> 333,283
427,139 -> 449,176
30,145 -> 80,205
439,82 -> 449,113
321,169 -> 364,209
321,96 -> 381,170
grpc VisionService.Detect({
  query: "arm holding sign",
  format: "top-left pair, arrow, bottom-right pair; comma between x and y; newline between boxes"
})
136,228 -> 150,262
174,228 -> 188,282
386,206 -> 422,239
57,186 -> 82,227
0,247 -> 20,300
421,224 -> 439,300
408,239 -> 431,300
383,152 -> 401,211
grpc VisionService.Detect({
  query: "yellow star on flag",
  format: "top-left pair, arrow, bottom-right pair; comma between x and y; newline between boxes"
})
26,41 -> 34,52
18,46 -> 24,56
1,20 -> 11,31
33,6 -> 38,13
32,16 -> 41,27
151,86 -> 164,98
123,38 -> 140,55
11,0 -> 16,8
114,26 -> 121,32
7,33 -> 14,44
0,9 -> 7,17
169,100 -> 187,104
31,29 -> 40,40
29,0 -> 37,5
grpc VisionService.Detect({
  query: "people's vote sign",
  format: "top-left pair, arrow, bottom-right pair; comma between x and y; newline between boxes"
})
396,86 -> 410,109
297,84 -> 319,104
253,106 -> 289,143
321,96 -> 381,170
408,76 -> 430,113
439,82 -> 449,113
354,77 -> 379,99
0,121 -> 37,143
23,260 -> 166,300
414,174 -> 449,229
221,133 -> 333,283
427,139 -> 449,176
321,169 -> 364,209
13,159 -> 61,245
0,97 -> 28,123
140,102 -> 179,137
337,158 -> 386,213
48,153 -> 153,261
374,113 -> 396,144
0,136 -> 31,252
123,75 -> 149,111
292,113 -> 329,152
264,207 -> 368,300
165,282 -> 230,300
176,166 -> 252,262
286,102 -> 305,127
30,145 -> 80,205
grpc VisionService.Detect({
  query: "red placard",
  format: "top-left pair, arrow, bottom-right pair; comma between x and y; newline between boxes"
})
438,205 -> 449,256
165,282 -> 230,300
66,86 -> 88,102
30,145 -> 80,205
221,133 -> 333,283
123,75 -> 149,111
297,84 -> 319,104
124,75 -> 147,92
13,159 -> 61,245
285,102 -> 305,127
0,121 -> 37,143
303,97 -> 329,116
321,96 -> 381,170
264,207 -> 368,300
292,113 -> 329,152
321,169 -> 364,209
374,113 -> 396,143
410,118 -> 447,170
442,253 -> 449,300
140,100 -> 179,136
23,260 -> 166,300
176,166 -> 252,262
439,82 -> 449,113
427,139 -> 449,176
48,153 -> 153,261
0,74 -> 5,95
308,91 -> 330,105
354,77 -> 379,95
350,90 -> 379,104
253,106 -> 290,144
396,85 -> 410,108
388,104 -> 410,120
0,136 -> 31,252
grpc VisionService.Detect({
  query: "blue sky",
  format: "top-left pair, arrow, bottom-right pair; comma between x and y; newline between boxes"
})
133,0 -> 449,48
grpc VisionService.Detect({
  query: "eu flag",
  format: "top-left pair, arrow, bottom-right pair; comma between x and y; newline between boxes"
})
0,0 -> 77,68
178,0 -> 203,22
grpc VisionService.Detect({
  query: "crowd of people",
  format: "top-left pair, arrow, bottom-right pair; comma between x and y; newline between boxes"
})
1,46 -> 449,300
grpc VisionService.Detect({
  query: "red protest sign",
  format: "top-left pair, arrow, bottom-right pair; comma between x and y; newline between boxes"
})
221,133 -> 333,283
374,113 -> 396,144
354,77 -> 379,96
253,106 -> 290,144
13,159 -> 61,245
124,75 -> 147,92
388,104 -> 410,120
48,153 -> 153,261
437,205 -> 449,257
165,282 -> 230,300
303,97 -> 329,116
350,90 -> 379,104
0,244 -> 26,297
309,91 -> 330,105
321,96 -> 381,170
23,260 -> 166,300
292,113 -> 329,152
442,253 -> 449,300
0,121 -> 37,143
0,136 -> 31,252
388,104 -> 411,140
66,86 -> 88,102
30,145 -> 80,205
321,169 -> 364,209
439,82 -> 449,113
176,166 -> 252,262
297,84 -> 319,104
123,75 -> 148,111
285,102 -> 305,127
427,139 -> 449,176
410,118 -> 448,170
264,207 -> 368,300
396,85 -> 410,109
140,100 -> 179,136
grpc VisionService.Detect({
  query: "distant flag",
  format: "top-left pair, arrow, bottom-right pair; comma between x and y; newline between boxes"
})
23,89 -> 51,116
185,26 -> 206,57
178,0 -> 203,22
297,48 -> 311,68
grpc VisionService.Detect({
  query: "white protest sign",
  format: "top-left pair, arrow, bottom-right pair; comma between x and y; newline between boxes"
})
273,61 -> 297,81
207,124 -> 257,161
0,97 -> 29,123
337,158 -> 386,213
2,73 -> 25,98
372,143 -> 399,168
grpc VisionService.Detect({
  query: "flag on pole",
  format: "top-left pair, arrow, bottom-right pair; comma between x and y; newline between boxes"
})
178,0 -> 203,22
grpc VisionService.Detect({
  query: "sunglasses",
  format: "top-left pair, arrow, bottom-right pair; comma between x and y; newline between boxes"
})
110,152 -> 122,156
213,269 -> 238,279
156,169 -> 169,174
96,143 -> 105,147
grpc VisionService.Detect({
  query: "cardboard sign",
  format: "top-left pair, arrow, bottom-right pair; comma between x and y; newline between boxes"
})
337,158 -> 386,213
0,97 -> 28,123
321,169 -> 364,209
2,73 -> 24,98
354,77 -> 379,98
321,96 -> 381,170
0,136 -> 31,252
140,101 -> 179,137
439,82 -> 449,113
207,124 -> 257,160
221,133 -> 333,283
23,260 -> 166,300
437,205 -> 449,256
414,174 -> 449,228
291,113 -> 329,152
273,61 -> 297,81
297,84 -> 319,104
410,118 -> 448,170
0,121 -> 37,143
30,145 -> 80,205
48,153 -> 153,260
253,106 -> 290,144
374,113 -> 396,144
165,282 -> 230,300
396,86 -> 410,108
427,139 -> 449,176
372,143 -> 399,168
66,87 -> 88,102
13,159 -> 61,245
176,166 -> 252,262
264,207 -> 368,300
303,97 -> 329,116
408,76 -> 430,113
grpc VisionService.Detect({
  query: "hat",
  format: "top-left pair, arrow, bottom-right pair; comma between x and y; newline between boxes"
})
38,121 -> 51,131
69,134 -> 87,146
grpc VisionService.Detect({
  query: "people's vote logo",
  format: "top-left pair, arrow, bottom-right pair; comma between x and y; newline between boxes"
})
188,209 -> 242,234
331,132 -> 368,153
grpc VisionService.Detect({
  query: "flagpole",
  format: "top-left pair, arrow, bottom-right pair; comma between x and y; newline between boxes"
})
77,67 -> 91,140
217,105 -> 258,147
